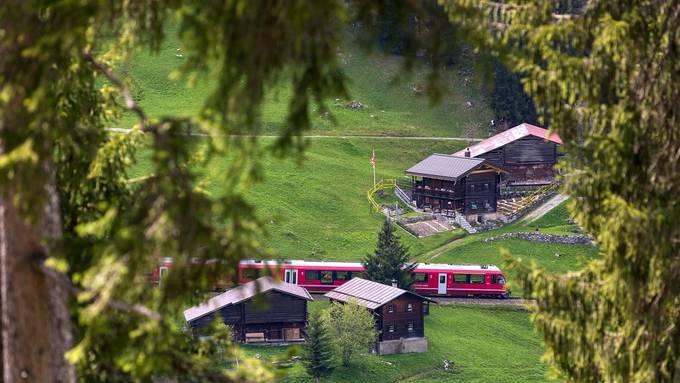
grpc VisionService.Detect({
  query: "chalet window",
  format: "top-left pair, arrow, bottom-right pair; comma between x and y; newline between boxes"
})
305,270 -> 320,280
335,271 -> 351,280
388,325 -> 395,333
407,303 -> 413,312
320,271 -> 333,284
243,268 -> 259,279
484,200 -> 491,210
454,274 -> 468,283
470,274 -> 485,284
483,183 -> 489,191
387,304 -> 394,313
413,272 -> 428,283
469,201 -> 479,210
497,276 -> 506,285
407,322 -> 414,332
469,184 -> 475,192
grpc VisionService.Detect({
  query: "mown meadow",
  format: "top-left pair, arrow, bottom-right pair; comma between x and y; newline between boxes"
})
243,301 -> 551,383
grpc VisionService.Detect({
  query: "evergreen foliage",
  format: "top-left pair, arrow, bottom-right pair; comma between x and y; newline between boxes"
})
0,1 -> 463,381
322,300 -> 377,367
443,1 -> 680,381
362,219 -> 416,290
303,311 -> 335,382
490,60 -> 538,129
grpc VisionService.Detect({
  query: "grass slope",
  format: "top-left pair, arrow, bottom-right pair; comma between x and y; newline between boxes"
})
243,302 -> 549,383
119,24 -> 493,137
131,137 -> 468,260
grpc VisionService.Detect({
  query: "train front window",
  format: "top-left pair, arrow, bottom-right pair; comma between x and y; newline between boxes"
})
335,271 -> 350,280
320,271 -> 333,284
305,270 -> 320,280
414,272 -> 428,283
470,274 -> 485,284
497,275 -> 506,285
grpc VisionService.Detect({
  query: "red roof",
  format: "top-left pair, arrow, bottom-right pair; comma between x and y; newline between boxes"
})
453,123 -> 562,158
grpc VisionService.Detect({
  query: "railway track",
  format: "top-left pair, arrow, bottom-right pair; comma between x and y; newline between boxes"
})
431,297 -> 531,306
312,293 -> 531,307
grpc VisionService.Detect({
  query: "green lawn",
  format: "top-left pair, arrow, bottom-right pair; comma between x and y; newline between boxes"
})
241,302 -> 549,383
117,24 -> 493,138
130,136 -> 468,260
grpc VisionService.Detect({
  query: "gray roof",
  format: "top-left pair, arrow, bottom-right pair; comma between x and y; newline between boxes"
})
183,276 -> 313,322
405,154 -> 486,181
324,278 -> 434,310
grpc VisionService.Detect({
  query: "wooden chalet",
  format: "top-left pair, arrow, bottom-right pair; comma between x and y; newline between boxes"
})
184,276 -> 312,343
325,278 -> 436,355
452,123 -> 562,186
405,154 -> 505,218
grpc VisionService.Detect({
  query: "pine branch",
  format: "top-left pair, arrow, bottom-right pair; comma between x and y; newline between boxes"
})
38,260 -> 162,321
81,50 -> 152,132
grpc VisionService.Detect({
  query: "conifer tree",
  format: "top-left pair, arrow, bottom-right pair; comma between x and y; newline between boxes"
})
362,218 -> 416,289
303,311 -> 334,382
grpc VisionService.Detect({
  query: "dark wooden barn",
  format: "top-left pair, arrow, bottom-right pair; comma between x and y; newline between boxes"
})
183,276 -> 313,343
405,154 -> 506,218
325,278 -> 436,355
452,123 -> 562,185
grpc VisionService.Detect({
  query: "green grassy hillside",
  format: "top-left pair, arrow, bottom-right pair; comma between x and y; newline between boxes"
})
244,302 -> 550,383
118,24 -> 493,137
131,136 -> 468,260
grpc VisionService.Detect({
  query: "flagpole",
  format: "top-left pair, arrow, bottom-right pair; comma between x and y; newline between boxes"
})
373,163 -> 376,187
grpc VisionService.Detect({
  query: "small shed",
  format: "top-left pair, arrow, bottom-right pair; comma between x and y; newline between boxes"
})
184,276 -> 313,343
325,278 -> 436,355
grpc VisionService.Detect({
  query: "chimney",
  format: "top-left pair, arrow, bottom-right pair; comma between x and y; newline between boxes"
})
391,279 -> 398,288
464,148 -> 471,157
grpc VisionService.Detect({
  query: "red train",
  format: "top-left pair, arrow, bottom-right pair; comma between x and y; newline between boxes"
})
154,258 -> 510,298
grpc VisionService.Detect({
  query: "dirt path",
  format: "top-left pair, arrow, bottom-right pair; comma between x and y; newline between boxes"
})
522,193 -> 569,223
106,127 -> 483,141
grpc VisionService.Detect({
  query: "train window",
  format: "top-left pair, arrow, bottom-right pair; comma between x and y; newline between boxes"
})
387,304 -> 394,313
407,303 -> 413,312
470,274 -> 485,284
320,271 -> 333,284
407,322 -> 414,332
414,273 -> 428,283
305,270 -> 320,280
243,268 -> 259,279
335,271 -> 351,280
491,274 -> 497,284
454,274 -> 468,283
497,276 -> 506,285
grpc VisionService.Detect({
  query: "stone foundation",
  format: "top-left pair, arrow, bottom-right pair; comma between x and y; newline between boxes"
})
377,337 -> 428,355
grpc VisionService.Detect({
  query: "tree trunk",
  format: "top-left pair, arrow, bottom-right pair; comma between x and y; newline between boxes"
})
1,178 -> 75,382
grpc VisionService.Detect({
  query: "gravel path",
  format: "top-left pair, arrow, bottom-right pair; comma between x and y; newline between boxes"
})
313,293 -> 531,307
431,297 -> 532,306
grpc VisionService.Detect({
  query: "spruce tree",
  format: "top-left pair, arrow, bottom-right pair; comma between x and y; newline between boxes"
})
303,311 -> 334,382
362,218 -> 416,289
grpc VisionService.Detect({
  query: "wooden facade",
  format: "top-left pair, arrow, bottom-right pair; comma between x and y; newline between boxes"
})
477,136 -> 559,185
411,165 -> 502,215
184,277 -> 312,343
375,294 -> 426,341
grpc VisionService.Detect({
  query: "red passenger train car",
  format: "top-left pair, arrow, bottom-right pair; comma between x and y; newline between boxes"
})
153,258 -> 510,298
